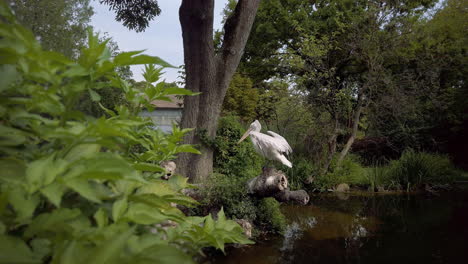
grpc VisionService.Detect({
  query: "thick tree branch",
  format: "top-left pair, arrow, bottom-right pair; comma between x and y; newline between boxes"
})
215,0 -> 261,97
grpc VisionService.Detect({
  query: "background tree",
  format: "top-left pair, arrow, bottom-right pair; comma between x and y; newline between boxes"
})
222,73 -> 259,123
7,0 -> 93,59
103,0 -> 261,181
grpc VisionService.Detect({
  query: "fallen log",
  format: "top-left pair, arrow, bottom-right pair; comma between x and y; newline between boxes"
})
274,189 -> 310,205
246,167 -> 288,197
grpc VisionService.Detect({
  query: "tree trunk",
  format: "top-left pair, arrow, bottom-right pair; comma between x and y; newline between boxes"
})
336,93 -> 364,167
321,116 -> 339,175
177,0 -> 261,182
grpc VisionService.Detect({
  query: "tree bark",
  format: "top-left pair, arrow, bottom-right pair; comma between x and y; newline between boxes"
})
321,116 -> 339,175
274,190 -> 310,205
177,0 -> 261,182
336,93 -> 364,167
246,167 -> 288,197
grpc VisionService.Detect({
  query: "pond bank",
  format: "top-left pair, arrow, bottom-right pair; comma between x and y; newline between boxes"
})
212,189 -> 468,264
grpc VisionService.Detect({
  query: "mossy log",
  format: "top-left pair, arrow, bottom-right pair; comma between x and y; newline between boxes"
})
274,189 -> 310,205
246,167 -> 288,197
246,168 -> 310,205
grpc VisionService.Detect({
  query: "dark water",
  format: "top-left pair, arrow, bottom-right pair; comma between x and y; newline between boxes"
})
214,190 -> 468,264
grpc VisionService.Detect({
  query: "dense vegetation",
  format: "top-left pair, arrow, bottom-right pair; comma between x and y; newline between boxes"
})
220,0 -> 466,179
1,0 -> 466,261
0,4 -> 252,263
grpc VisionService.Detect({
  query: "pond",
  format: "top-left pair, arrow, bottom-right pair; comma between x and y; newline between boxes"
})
213,190 -> 468,264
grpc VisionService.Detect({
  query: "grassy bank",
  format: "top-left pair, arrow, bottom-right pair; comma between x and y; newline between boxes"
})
286,150 -> 464,192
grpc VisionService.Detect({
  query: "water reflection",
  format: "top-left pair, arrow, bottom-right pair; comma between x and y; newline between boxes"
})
213,191 -> 468,264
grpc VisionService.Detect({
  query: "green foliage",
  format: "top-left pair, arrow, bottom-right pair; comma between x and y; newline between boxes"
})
386,150 -> 459,188
100,0 -> 161,32
202,173 -> 257,221
198,116 -> 286,233
8,0 -> 94,59
364,164 -> 392,190
222,73 -> 259,123
306,155 -> 367,191
286,156 -> 317,190
201,175 -> 286,234
0,5 -> 251,263
214,115 -> 263,179
255,198 -> 286,233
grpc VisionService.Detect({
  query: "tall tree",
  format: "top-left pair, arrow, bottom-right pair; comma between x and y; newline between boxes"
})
103,0 -> 261,181
7,0 -> 93,59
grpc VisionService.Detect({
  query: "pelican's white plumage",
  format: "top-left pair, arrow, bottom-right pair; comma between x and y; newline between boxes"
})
238,120 -> 293,168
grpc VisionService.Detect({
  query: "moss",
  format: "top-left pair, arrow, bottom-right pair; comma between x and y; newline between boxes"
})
255,198 -> 286,233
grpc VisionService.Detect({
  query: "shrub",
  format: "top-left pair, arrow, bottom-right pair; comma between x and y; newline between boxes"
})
197,116 -> 289,234
201,173 -> 257,221
285,156 -> 318,190
308,154 -> 367,190
200,173 -> 287,234
0,5 -> 251,263
255,198 -> 286,233
364,164 -> 392,190
214,115 -> 263,179
387,150 -> 459,188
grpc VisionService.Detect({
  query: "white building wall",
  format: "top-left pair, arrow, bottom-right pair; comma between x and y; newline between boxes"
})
140,109 -> 183,133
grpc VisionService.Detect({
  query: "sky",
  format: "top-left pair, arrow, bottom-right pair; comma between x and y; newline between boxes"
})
91,0 -> 229,84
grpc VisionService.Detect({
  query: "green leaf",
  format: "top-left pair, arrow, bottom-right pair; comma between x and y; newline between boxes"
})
176,144 -> 201,154
86,226 -> 135,264
26,155 -> 68,193
94,208 -> 108,228
119,54 -> 175,68
132,162 -> 165,172
62,65 -> 88,77
24,208 -> 83,239
137,181 -> 176,196
98,103 -> 116,117
136,244 -> 193,264
0,235 -> 40,264
8,186 -> 40,222
124,203 -> 169,225
64,144 -> 101,163
31,238 -> 51,261
167,175 -> 191,191
0,158 -> 26,184
64,178 -> 101,203
0,64 -> 19,92
40,182 -> 66,207
53,240 -> 85,264
89,89 -> 101,102
0,125 -> 27,147
112,197 -> 127,222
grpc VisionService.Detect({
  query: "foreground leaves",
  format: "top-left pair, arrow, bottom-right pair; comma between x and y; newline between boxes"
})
0,3 -> 252,263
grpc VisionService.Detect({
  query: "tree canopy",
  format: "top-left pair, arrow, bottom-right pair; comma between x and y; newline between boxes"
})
8,0 -> 94,59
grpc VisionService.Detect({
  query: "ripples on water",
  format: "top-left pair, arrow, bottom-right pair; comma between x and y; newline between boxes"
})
213,190 -> 468,264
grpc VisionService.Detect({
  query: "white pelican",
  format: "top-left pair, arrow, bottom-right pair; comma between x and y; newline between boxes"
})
238,120 -> 293,168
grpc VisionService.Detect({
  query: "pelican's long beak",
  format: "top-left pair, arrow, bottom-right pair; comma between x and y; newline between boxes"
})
238,128 -> 253,144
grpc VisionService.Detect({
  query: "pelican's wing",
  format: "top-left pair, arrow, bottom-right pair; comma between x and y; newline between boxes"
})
266,131 -> 292,154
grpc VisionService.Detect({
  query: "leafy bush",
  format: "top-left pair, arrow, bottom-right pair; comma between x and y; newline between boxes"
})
256,198 -> 286,233
214,115 -> 263,179
198,116 -> 287,233
0,4 -> 251,263
201,173 -> 257,221
364,164 -> 392,190
308,154 -> 367,190
285,156 -> 318,190
386,150 -> 458,188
